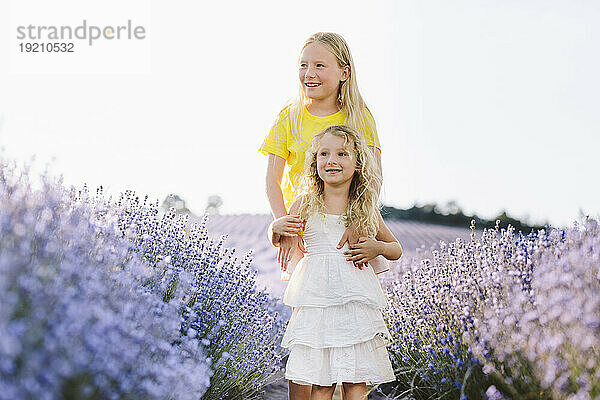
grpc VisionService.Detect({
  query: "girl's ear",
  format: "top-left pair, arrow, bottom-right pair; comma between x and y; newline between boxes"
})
340,65 -> 350,82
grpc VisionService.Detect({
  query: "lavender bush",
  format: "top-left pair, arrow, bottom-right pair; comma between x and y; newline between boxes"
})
0,155 -> 287,399
0,157 -> 211,399
378,215 -> 599,400
378,223 -> 492,400
469,217 -> 600,399
109,190 -> 287,399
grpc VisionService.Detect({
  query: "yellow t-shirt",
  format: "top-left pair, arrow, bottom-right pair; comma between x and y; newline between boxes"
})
258,106 -> 381,210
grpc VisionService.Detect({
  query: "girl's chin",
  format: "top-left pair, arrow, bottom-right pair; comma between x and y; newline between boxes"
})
303,88 -> 324,98
320,175 -> 347,184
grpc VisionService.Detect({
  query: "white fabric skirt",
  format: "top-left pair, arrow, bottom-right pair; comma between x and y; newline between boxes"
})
281,302 -> 396,386
281,301 -> 392,348
284,331 -> 396,386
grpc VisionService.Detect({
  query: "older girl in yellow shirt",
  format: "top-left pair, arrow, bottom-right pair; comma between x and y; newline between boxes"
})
259,32 -> 384,278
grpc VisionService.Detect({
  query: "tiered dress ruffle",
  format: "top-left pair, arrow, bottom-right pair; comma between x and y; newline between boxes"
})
281,212 -> 396,386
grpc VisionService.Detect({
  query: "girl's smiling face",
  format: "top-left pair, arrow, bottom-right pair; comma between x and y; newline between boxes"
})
299,42 -> 349,103
316,133 -> 357,186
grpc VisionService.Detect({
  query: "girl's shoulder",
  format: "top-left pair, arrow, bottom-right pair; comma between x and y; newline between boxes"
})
360,106 -> 376,127
356,106 -> 380,148
342,105 -> 376,129
273,104 -> 293,123
268,104 -> 293,135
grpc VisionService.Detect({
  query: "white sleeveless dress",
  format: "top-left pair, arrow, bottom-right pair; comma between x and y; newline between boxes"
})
281,212 -> 396,386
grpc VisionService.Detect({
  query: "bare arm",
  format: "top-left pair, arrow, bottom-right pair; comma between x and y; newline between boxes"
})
269,196 -> 306,270
265,154 -> 306,249
265,154 -> 288,247
343,209 -> 402,264
267,196 -> 304,247
266,154 -> 288,218
368,145 -> 383,197
374,209 -> 403,260
268,223 -> 280,247
265,154 -> 287,218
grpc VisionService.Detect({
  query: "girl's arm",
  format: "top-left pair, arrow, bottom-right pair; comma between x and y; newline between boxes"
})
268,197 -> 307,270
265,154 -> 304,247
374,209 -> 403,261
267,196 -> 305,246
265,154 -> 288,219
265,154 -> 286,247
368,145 -> 383,196
344,209 -> 402,264
268,221 -> 281,247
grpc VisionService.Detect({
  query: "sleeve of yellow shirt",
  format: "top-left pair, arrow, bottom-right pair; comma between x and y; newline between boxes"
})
363,108 -> 382,151
258,109 -> 290,160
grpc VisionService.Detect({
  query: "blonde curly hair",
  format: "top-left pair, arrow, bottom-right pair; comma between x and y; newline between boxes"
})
297,125 -> 382,237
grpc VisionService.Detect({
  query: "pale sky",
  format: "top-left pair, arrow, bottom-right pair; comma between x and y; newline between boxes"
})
1,0 -> 598,229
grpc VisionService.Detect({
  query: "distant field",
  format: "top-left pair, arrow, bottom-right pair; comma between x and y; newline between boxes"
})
195,213 -> 482,300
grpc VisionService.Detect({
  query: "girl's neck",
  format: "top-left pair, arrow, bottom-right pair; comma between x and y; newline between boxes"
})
322,188 -> 350,215
306,98 -> 341,117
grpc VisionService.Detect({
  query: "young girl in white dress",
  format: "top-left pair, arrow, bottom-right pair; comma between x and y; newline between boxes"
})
268,125 -> 403,400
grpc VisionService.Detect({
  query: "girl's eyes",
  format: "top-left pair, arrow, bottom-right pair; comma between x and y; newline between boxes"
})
319,152 -> 347,156
299,63 -> 325,68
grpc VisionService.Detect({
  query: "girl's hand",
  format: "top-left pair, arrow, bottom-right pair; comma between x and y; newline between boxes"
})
336,222 -> 367,269
272,214 -> 303,237
343,237 -> 382,269
278,235 -> 306,271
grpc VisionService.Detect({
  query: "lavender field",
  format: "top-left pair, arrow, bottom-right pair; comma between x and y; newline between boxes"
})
1,155 -> 598,400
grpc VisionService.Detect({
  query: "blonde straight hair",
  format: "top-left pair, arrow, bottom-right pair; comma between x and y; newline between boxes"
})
297,125 -> 381,237
285,32 -> 376,152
